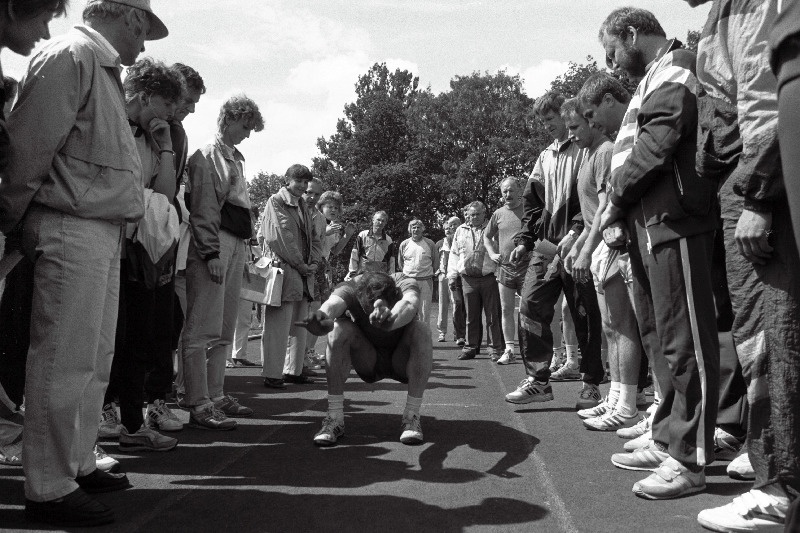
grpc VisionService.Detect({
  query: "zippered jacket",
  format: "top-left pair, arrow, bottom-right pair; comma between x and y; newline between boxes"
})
696,0 -> 782,212
515,138 -> 585,249
609,39 -> 718,248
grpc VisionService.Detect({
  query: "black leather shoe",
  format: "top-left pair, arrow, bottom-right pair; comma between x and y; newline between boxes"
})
76,468 -> 131,494
283,373 -> 315,384
26,488 -> 114,527
458,349 -> 477,360
263,377 -> 286,389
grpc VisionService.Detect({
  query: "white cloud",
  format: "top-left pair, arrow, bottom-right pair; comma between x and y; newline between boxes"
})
501,60 -> 571,99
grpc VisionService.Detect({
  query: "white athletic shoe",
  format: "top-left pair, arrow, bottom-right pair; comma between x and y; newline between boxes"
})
496,348 -> 516,365
697,485 -> 788,532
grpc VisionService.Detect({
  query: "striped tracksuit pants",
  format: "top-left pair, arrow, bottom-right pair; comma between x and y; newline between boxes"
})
627,227 -> 719,467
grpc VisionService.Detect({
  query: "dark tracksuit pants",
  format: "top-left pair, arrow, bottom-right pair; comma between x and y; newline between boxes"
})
105,260 -> 175,434
711,227 -> 748,437
518,252 -> 604,385
721,181 -> 800,496
448,276 -> 468,342
627,227 -> 719,467
0,257 -> 33,409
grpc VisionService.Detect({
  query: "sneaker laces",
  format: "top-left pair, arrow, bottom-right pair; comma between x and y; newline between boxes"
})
210,406 -> 228,421
320,415 -> 342,434
102,404 -> 120,424
732,489 -> 788,519
516,377 -> 535,390
402,413 -> 421,433
94,444 -> 109,459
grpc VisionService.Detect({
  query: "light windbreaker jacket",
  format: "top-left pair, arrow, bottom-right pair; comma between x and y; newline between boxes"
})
262,187 -> 321,302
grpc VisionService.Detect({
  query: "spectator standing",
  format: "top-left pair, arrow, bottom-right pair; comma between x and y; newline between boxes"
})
260,165 -> 321,388
168,62 -> 206,399
347,210 -> 396,279
504,92 -> 604,411
302,190 -> 356,365
398,219 -> 438,327
686,0 -> 800,530
0,0 -> 67,469
435,216 -> 464,344
182,95 -> 264,429
447,201 -> 503,361
596,7 -> 720,500
484,178 -> 528,365
100,58 -> 183,453
0,0 -> 168,525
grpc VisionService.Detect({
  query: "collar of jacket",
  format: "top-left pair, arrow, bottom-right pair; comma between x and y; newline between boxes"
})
214,134 -> 244,164
367,228 -> 388,240
277,186 -> 304,209
74,25 -> 121,69
544,137 -> 575,154
646,38 -> 682,72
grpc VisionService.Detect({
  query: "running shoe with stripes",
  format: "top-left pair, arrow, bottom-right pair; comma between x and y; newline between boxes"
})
575,383 -> 601,410
624,431 -> 652,452
549,363 -> 581,381
633,456 -> 705,500
697,486 -> 788,533
314,416 -> 345,446
584,410 -> 643,431
617,415 -> 650,439
577,396 -> 613,419
504,378 -> 554,404
611,440 -> 669,471
548,350 -> 566,373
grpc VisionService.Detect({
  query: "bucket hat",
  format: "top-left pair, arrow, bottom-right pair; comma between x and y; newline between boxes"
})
104,0 -> 168,40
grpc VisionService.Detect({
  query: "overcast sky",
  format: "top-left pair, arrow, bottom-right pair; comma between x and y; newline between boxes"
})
1,0 -> 710,178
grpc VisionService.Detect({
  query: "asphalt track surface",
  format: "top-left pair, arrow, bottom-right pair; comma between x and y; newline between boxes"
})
0,323 -> 751,532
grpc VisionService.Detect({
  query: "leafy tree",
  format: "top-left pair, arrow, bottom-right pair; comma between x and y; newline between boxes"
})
408,71 -> 538,216
685,29 -> 701,53
247,170 -> 283,212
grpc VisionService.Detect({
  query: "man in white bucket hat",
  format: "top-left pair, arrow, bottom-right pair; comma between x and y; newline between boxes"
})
0,0 -> 168,527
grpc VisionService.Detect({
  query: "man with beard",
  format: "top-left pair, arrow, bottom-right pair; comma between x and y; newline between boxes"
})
596,7 -> 720,500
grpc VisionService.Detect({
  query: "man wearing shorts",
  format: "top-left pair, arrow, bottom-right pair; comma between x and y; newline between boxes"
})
484,178 -> 528,364
300,272 -> 432,446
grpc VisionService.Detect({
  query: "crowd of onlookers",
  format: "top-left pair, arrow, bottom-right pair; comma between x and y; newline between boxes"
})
0,1 -> 798,531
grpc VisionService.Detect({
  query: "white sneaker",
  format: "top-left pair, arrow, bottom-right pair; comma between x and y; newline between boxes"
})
584,410 -> 643,431
496,348 -> 516,365
728,451 -> 755,481
624,431 -> 652,452
119,425 -> 178,452
549,363 -> 581,381
617,416 -> 650,439
697,485 -> 788,532
94,444 -> 120,473
146,399 -> 184,432
98,402 -> 125,439
577,396 -> 613,419
400,413 -> 423,445
549,350 -> 566,373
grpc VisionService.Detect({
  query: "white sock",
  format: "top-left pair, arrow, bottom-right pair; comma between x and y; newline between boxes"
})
565,345 -> 579,367
617,384 -> 638,416
505,342 -> 515,351
328,395 -> 344,421
404,396 -> 423,418
607,382 -> 620,408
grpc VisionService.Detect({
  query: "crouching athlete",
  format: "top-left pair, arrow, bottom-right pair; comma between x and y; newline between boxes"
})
297,272 -> 433,446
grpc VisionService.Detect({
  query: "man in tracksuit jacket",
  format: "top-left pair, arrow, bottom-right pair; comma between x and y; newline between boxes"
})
692,1 -> 800,530
503,92 -> 605,411
596,7 -> 720,500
